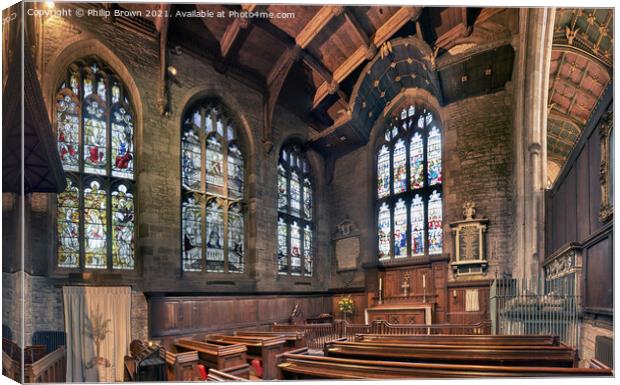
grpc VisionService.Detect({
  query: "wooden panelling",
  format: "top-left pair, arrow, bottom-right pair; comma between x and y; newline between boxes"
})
584,236 -> 613,312
446,285 -> 489,325
149,295 -> 333,339
545,89 -> 612,317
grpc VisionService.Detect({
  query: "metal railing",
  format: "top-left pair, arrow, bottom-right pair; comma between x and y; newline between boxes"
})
490,277 -> 580,348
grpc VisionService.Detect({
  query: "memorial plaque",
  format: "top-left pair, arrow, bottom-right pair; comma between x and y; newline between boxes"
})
336,237 -> 360,271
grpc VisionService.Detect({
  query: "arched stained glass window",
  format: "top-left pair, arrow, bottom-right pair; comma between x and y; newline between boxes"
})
375,104 -> 443,261
181,101 -> 245,273
55,58 -> 135,270
277,144 -> 314,276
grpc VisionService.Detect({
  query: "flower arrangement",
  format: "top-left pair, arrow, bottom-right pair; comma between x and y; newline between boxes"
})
337,296 -> 354,321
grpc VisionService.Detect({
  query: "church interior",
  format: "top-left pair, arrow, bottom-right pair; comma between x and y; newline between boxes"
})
1,1 -> 615,382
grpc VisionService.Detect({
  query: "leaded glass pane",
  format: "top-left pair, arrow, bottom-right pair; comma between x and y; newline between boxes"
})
303,225 -> 312,276
181,127 -> 202,191
290,221 -> 302,276
394,199 -> 407,258
56,93 -> 80,172
206,200 -> 224,272
410,132 -> 424,189
278,217 -> 288,274
111,183 -> 134,269
428,126 -> 442,186
428,190 -> 443,254
377,145 -> 390,198
83,98 -> 107,175
378,202 -> 391,260
393,139 -> 406,194
228,204 -> 244,273
228,143 -> 244,197
411,194 -> 424,256
111,105 -> 134,178
182,194 -> 202,271
290,172 -> 301,216
303,178 -> 312,220
57,178 -> 80,268
277,165 -> 288,212
206,135 -> 224,187
84,180 -> 107,269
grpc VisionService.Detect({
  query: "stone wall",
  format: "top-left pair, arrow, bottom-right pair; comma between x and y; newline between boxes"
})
579,318 -> 613,367
326,90 -> 515,290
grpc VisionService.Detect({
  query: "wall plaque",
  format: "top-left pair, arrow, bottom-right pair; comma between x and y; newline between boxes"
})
332,219 -> 360,271
449,202 -> 489,276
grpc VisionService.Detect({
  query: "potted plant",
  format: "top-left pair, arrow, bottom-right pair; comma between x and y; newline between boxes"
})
337,295 -> 354,323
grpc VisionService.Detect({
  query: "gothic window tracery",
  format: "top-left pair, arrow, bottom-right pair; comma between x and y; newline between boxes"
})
55,58 -> 135,270
181,101 -> 245,273
277,144 -> 314,276
376,104 -> 443,261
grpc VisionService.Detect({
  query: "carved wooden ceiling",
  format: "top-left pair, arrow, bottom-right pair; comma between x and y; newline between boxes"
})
93,4 -> 518,157
547,8 -> 613,181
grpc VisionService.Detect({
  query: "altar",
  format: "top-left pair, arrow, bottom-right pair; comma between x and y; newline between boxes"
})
365,304 -> 433,325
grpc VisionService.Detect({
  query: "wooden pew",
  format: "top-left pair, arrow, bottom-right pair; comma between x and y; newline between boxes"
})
354,334 -> 560,346
160,347 -> 200,381
277,353 -> 612,380
235,330 -> 306,350
207,368 -> 248,381
205,334 -> 286,380
324,340 -> 578,367
174,338 -> 250,379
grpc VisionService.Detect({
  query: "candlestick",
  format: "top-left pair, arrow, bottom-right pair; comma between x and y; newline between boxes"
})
422,274 -> 426,288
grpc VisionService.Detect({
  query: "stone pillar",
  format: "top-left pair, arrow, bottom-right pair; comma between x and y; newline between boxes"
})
511,8 -> 555,288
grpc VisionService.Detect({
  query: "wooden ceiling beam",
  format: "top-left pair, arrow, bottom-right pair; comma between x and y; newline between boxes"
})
295,6 -> 344,49
263,45 -> 303,152
312,7 -> 423,110
343,8 -> 370,46
219,4 -> 256,58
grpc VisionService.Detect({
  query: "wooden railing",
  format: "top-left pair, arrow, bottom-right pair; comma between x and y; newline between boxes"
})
273,322 -> 343,349
273,320 -> 491,349
24,346 -> 67,383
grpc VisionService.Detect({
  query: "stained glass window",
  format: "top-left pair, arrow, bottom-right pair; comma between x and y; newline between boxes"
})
428,126 -> 442,186
57,177 -> 80,268
393,139 -> 407,194
376,104 -> 443,260
206,201 -> 224,272
228,203 -> 244,273
428,190 -> 443,255
378,202 -> 391,260
277,217 -> 288,274
411,194 -> 424,256
377,145 -> 390,198
277,144 -> 314,276
54,58 -> 135,270
181,101 -> 245,273
410,133 -> 424,189
84,180 -> 107,269
394,199 -> 407,258
111,182 -> 134,269
182,193 -> 202,271
290,221 -> 302,276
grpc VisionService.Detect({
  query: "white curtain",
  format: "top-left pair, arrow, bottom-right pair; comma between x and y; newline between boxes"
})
63,286 -> 131,382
